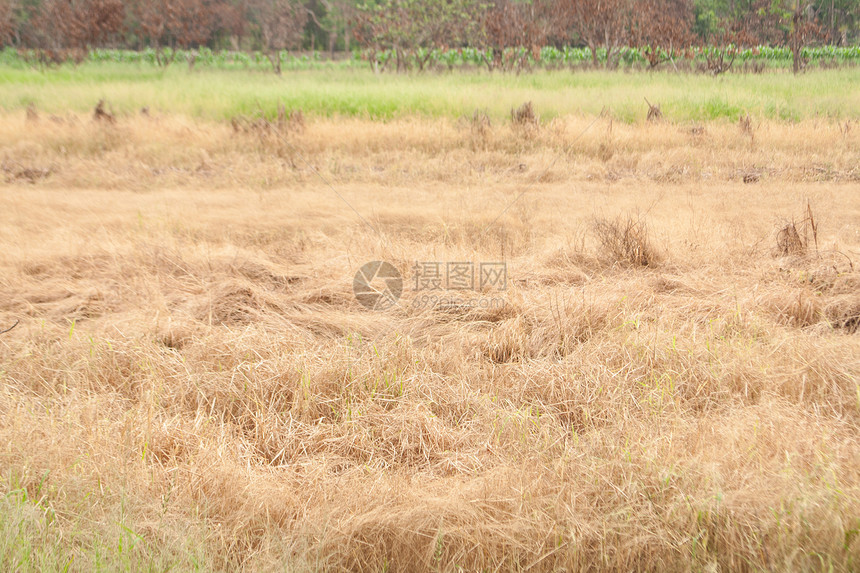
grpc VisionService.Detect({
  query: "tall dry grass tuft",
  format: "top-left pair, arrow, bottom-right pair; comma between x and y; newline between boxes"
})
25,103 -> 38,123
591,214 -> 661,267
93,99 -> 116,124
511,101 -> 539,139
775,201 -> 819,257
469,108 -> 492,150
739,112 -> 753,135
645,98 -> 663,122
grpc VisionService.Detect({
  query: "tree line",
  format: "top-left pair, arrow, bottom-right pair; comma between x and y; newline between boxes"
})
0,0 -> 857,73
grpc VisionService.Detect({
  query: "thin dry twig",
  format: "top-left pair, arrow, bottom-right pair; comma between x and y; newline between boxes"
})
0,320 -> 19,335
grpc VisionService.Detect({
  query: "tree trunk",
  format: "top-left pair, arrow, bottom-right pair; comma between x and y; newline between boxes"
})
606,44 -> 621,69
269,50 -> 282,75
792,8 -> 801,74
395,45 -> 403,73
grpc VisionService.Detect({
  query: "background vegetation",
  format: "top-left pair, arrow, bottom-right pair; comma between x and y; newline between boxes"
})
0,0 -> 859,74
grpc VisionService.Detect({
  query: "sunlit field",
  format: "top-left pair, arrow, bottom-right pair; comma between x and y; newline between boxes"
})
1,64 -> 860,121
0,68 -> 859,571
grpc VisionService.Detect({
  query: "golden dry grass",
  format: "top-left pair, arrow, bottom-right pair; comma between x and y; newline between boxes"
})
0,109 -> 859,571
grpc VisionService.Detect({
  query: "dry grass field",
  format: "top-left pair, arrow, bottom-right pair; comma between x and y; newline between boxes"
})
1,103 -> 859,571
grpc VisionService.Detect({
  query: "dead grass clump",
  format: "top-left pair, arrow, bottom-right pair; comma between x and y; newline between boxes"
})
155,320 -> 197,350
85,342 -> 150,398
278,104 -> 305,134
595,117 -> 615,162
25,103 -> 38,123
739,112 -> 757,148
230,107 -> 305,152
315,478 -> 566,572
805,265 -> 859,294
482,295 -> 616,363
592,215 -> 661,267
776,222 -> 806,255
196,280 -> 287,326
511,101 -> 537,126
511,101 -> 539,136
233,259 -> 304,291
2,162 -> 52,184
289,109 -> 305,132
644,98 -> 662,122
93,99 -> 116,124
231,115 -> 269,135
485,317 -> 529,363
597,141 -> 614,162
230,116 -> 244,133
471,109 -> 491,135
147,417 -> 200,465
650,164 -> 690,183
470,108 -> 492,148
824,298 -> 860,334
739,113 -> 753,135
775,202 -> 818,257
742,171 -> 760,183
536,296 -> 616,357
767,289 -> 822,328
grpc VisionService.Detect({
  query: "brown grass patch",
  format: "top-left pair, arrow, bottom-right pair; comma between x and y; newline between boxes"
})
0,111 -> 858,572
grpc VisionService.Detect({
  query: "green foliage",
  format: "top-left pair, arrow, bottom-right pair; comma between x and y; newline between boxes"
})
3,43 -> 860,74
0,487 -> 207,572
1,62 -> 859,123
